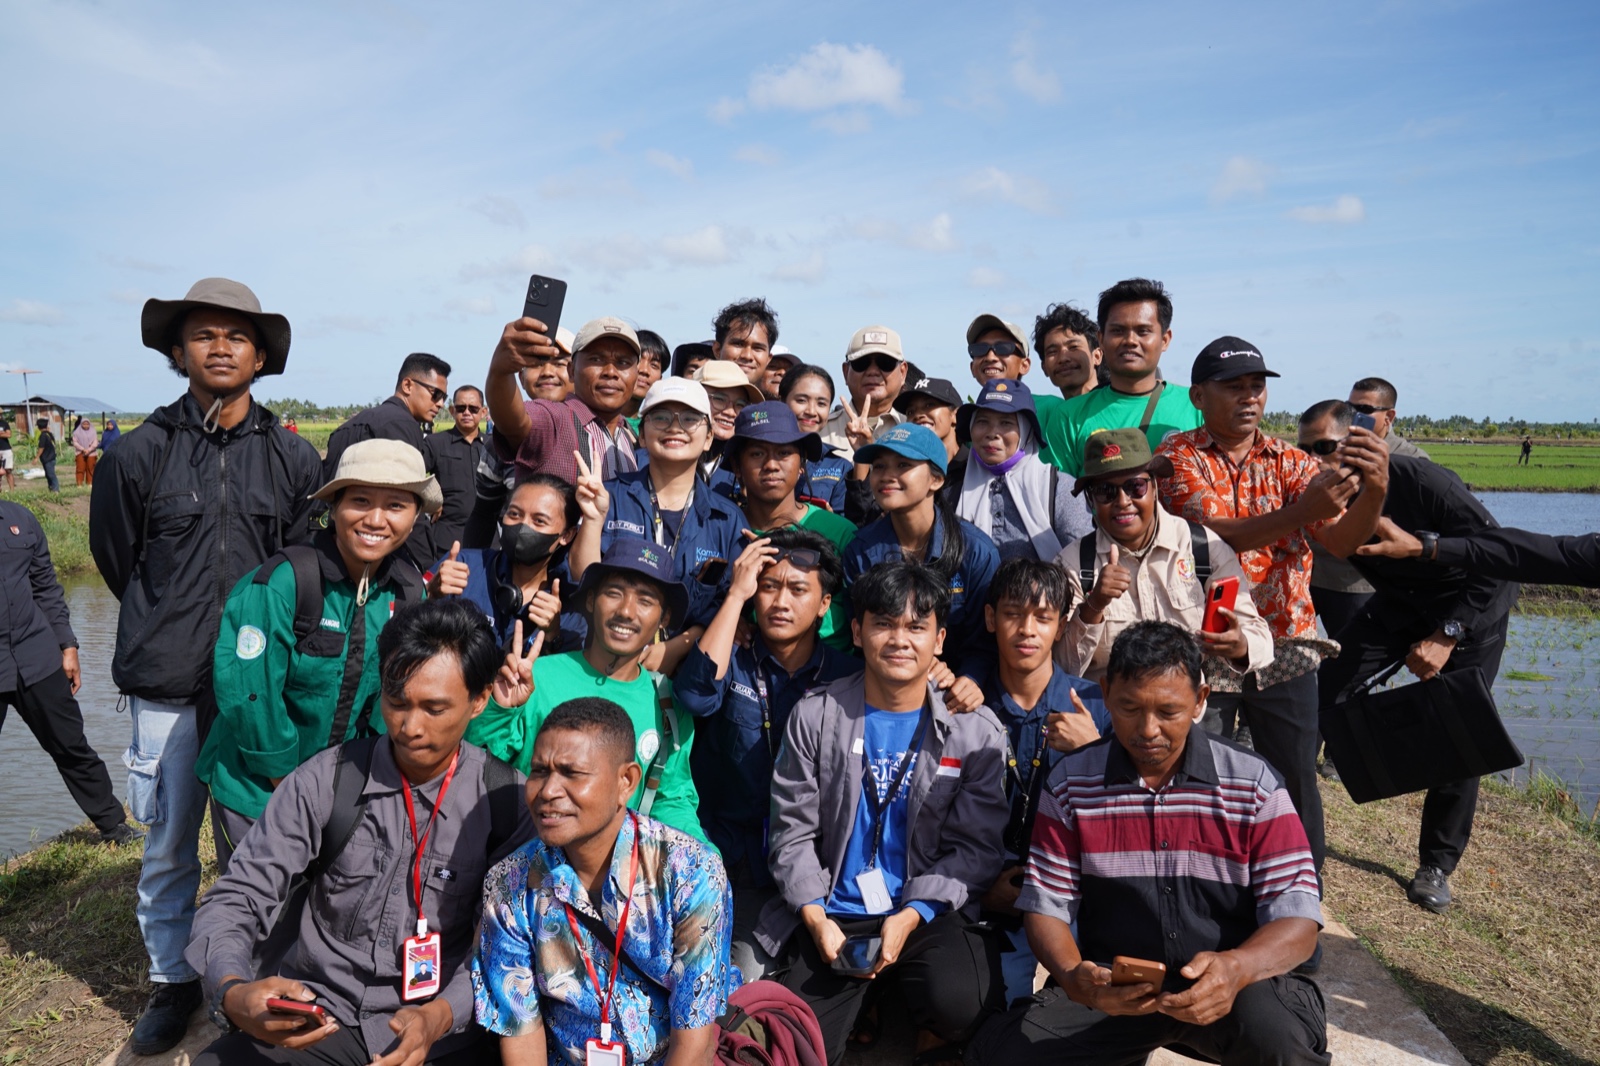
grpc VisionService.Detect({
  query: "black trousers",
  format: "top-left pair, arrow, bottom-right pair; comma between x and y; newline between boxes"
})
195,1026 -> 495,1065
1310,587 -> 1372,642
1317,605 -> 1509,874
1206,670 -> 1324,871
965,978 -> 1329,1066
780,911 -> 1003,1066
0,667 -> 123,832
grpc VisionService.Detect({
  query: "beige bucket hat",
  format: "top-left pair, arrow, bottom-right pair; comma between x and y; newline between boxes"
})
311,439 -> 443,513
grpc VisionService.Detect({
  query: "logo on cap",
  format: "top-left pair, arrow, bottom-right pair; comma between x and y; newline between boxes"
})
1218,349 -> 1257,359
750,411 -> 769,423
640,548 -> 661,566
604,325 -> 622,333
887,427 -> 912,442
1101,443 -> 1123,460
863,331 -> 889,344
994,382 -> 1008,391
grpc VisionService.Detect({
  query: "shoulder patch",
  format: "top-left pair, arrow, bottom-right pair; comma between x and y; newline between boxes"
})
236,625 -> 267,660
637,728 -> 661,763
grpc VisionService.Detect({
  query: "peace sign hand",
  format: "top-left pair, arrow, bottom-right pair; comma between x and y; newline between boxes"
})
573,450 -> 610,525
492,620 -> 544,708
840,396 -> 875,452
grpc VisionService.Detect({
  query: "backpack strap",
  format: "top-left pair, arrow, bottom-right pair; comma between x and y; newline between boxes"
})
252,543 -> 325,646
306,735 -> 381,883
638,673 -> 681,818
481,753 -> 521,858
1185,519 -> 1212,590
1077,533 -> 1097,590
1136,381 -> 1166,435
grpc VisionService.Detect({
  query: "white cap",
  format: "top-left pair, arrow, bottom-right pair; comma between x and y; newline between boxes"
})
639,377 -> 711,418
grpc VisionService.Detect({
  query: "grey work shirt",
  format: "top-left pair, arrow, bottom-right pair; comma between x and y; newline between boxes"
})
187,739 -> 534,1057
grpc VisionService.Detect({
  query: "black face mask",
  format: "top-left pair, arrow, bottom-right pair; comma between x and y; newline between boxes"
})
502,523 -> 563,566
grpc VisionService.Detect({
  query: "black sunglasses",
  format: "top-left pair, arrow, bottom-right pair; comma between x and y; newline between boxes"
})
1300,438 -> 1343,456
407,379 -> 448,405
848,353 -> 901,374
453,403 -> 482,414
969,341 -> 1024,360
773,547 -> 823,570
1348,402 -> 1391,415
1088,475 -> 1154,504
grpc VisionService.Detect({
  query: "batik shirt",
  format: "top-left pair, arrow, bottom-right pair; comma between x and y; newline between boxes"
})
472,813 -> 739,1065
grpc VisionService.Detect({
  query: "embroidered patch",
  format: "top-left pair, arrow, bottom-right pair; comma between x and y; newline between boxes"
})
1177,556 -> 1193,579
638,728 -> 661,763
320,617 -> 342,631
936,757 -> 962,777
236,625 -> 267,660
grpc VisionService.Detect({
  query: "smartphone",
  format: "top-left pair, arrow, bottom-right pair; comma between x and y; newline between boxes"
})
1351,410 -> 1377,433
1109,956 -> 1167,987
1201,576 -> 1240,634
265,998 -> 330,1025
831,935 -> 882,976
522,274 -> 568,336
696,558 -> 729,586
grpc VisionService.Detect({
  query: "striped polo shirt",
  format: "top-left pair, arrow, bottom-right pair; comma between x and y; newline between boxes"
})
1018,728 -> 1321,990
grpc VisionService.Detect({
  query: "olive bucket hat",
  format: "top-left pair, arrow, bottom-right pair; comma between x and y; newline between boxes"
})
141,277 -> 292,376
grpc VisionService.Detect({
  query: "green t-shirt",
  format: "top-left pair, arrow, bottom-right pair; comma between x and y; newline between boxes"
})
466,651 -> 706,842
754,504 -> 857,652
1043,382 -> 1204,475
1033,393 -> 1065,431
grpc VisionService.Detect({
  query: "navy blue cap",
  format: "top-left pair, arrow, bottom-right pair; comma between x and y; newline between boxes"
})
893,375 -> 963,413
574,536 -> 688,627
956,378 -> 1042,445
852,422 -> 949,474
1190,336 -> 1280,385
729,401 -> 823,462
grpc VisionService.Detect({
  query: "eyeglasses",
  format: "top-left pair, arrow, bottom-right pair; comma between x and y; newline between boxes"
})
968,341 -> 1024,360
1088,475 -> 1154,504
773,547 -> 822,570
1348,403 -> 1391,415
708,392 -> 752,413
407,379 -> 448,405
453,404 -> 482,414
643,409 -> 710,432
848,353 -> 902,374
1299,438 -> 1343,456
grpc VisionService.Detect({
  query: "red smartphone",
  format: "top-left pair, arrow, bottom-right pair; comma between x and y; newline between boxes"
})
1110,956 -> 1167,986
265,998 -> 330,1025
1201,577 -> 1239,634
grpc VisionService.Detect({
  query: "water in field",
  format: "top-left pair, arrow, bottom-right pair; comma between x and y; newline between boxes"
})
1475,491 -> 1600,536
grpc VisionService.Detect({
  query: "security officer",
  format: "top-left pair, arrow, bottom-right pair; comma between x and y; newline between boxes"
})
0,500 -> 140,845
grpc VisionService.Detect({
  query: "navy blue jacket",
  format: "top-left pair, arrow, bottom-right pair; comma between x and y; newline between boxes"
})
600,469 -> 748,633
676,637 -> 861,884
798,450 -> 851,514
442,546 -> 587,656
0,502 -> 77,691
841,513 -> 1000,678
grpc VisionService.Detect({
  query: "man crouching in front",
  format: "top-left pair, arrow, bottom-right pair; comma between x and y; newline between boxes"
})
967,621 -> 1329,1066
186,598 -> 534,1065
472,697 -> 739,1065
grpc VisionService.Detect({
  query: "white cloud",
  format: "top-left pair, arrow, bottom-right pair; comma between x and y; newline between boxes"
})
968,266 -> 1008,288
1288,195 -> 1367,224
813,111 -> 873,135
906,213 -> 957,252
710,97 -> 746,123
467,195 -> 527,230
304,314 -> 385,336
570,233 -> 652,274
659,225 -> 733,266
735,144 -> 782,166
458,244 -> 562,283
769,249 -> 827,284
14,3 -> 226,92
961,166 -> 1057,215
100,253 -> 174,274
645,149 -> 694,180
443,296 -> 496,316
1009,33 -> 1061,104
748,43 -> 906,114
1210,156 -> 1274,205
108,288 -> 148,305
0,299 -> 65,325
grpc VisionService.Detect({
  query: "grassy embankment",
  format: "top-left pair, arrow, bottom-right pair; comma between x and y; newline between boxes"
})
1422,442 -> 1600,493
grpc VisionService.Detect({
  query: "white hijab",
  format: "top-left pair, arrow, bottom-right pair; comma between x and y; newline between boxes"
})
957,418 -> 1062,560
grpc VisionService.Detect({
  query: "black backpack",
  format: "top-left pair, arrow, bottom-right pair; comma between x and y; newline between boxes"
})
1077,519 -> 1213,593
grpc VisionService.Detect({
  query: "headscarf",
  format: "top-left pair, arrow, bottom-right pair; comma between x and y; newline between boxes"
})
100,420 -> 121,450
956,417 -> 1063,561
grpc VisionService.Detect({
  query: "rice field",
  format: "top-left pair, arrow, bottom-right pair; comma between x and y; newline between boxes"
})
1422,442 -> 1600,492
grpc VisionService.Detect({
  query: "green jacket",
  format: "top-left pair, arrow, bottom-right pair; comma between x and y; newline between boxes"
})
196,536 -> 424,819
466,650 -> 706,843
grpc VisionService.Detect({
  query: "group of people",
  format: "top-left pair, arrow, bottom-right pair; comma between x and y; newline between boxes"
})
3,270 -> 1592,1066
0,414 -> 120,493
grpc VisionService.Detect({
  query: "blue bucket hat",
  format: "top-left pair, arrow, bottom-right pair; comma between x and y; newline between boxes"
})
956,378 -> 1042,445
852,422 -> 950,475
729,401 -> 823,462
574,536 -> 689,628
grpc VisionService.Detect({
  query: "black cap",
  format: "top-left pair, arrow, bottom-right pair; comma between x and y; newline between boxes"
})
1190,336 -> 1281,385
893,375 -> 963,413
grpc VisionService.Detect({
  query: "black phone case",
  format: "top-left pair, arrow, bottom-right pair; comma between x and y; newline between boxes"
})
523,275 -> 568,335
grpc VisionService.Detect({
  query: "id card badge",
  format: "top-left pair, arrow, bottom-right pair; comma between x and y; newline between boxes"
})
856,866 -> 893,914
402,927 -> 442,1001
585,1037 -> 626,1066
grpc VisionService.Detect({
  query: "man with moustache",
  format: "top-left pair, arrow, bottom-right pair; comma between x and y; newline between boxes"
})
518,326 -> 575,403
426,385 -> 494,553
820,326 -> 910,456
1032,303 -> 1103,417
712,297 -> 781,392
91,278 -> 324,1054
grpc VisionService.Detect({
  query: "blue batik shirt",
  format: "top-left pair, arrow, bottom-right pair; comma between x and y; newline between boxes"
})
472,814 -> 740,1065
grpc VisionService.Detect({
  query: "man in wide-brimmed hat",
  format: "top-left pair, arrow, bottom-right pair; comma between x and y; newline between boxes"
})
91,277 -> 324,1055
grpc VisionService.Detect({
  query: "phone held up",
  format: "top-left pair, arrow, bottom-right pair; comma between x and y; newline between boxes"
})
1200,576 -> 1239,634
1350,410 -> 1377,433
1109,956 -> 1167,988
523,275 -> 568,338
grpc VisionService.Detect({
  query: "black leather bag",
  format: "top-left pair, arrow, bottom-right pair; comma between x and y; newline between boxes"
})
1322,663 -> 1524,804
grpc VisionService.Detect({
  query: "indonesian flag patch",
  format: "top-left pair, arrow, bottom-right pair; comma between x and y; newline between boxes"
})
936,757 -> 962,778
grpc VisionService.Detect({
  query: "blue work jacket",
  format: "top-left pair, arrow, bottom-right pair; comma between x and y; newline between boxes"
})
439,547 -> 587,655
798,450 -> 851,514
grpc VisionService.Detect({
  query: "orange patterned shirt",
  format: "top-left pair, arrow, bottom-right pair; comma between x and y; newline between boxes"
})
1156,428 -> 1331,639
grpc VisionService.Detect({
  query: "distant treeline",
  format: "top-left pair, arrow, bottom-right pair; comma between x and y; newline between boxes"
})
1259,412 -> 1600,440
257,398 -> 381,422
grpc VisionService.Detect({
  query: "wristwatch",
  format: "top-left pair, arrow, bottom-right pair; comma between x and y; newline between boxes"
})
1416,530 -> 1440,562
1441,620 -> 1466,642
209,978 -> 248,1035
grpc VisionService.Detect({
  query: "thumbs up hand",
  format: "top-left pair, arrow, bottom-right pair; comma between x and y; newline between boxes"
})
1079,542 -> 1133,624
430,541 -> 471,598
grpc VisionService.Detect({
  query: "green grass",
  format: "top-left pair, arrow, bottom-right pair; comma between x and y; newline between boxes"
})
1421,442 -> 1600,492
7,489 -> 93,578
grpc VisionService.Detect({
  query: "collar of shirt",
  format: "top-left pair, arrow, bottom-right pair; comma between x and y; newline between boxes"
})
1094,503 -> 1194,560
1188,426 -> 1289,467
311,529 -> 410,590
1102,726 -> 1219,790
752,635 -> 827,683
858,508 -> 949,561
533,812 -> 641,921
360,737 -> 460,808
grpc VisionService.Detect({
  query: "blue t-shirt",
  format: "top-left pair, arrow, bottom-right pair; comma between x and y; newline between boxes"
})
825,706 -> 940,922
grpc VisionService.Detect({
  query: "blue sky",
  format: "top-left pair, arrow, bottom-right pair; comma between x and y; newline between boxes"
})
2,0 -> 1597,420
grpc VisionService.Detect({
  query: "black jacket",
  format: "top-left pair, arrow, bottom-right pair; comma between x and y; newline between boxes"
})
1436,528 -> 1600,588
425,427 -> 497,554
89,393 -> 324,703
0,501 -> 77,691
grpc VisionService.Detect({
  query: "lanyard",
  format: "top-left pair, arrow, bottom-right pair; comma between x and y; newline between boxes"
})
646,483 -> 689,548
400,748 -> 461,937
860,710 -> 930,869
1004,719 -> 1049,833
753,670 -> 774,758
563,813 -> 642,1045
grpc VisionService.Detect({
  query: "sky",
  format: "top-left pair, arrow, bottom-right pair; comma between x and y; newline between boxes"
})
1,0 -> 1597,420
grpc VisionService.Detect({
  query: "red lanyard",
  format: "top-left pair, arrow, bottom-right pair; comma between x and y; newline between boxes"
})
563,813 -> 641,1044
400,749 -> 461,937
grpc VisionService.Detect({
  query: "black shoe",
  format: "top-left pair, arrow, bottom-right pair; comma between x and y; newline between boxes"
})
1407,865 -> 1452,913
1293,941 -> 1323,974
1317,758 -> 1339,781
1233,726 -> 1254,751
130,979 -> 202,1056
100,823 -> 146,846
